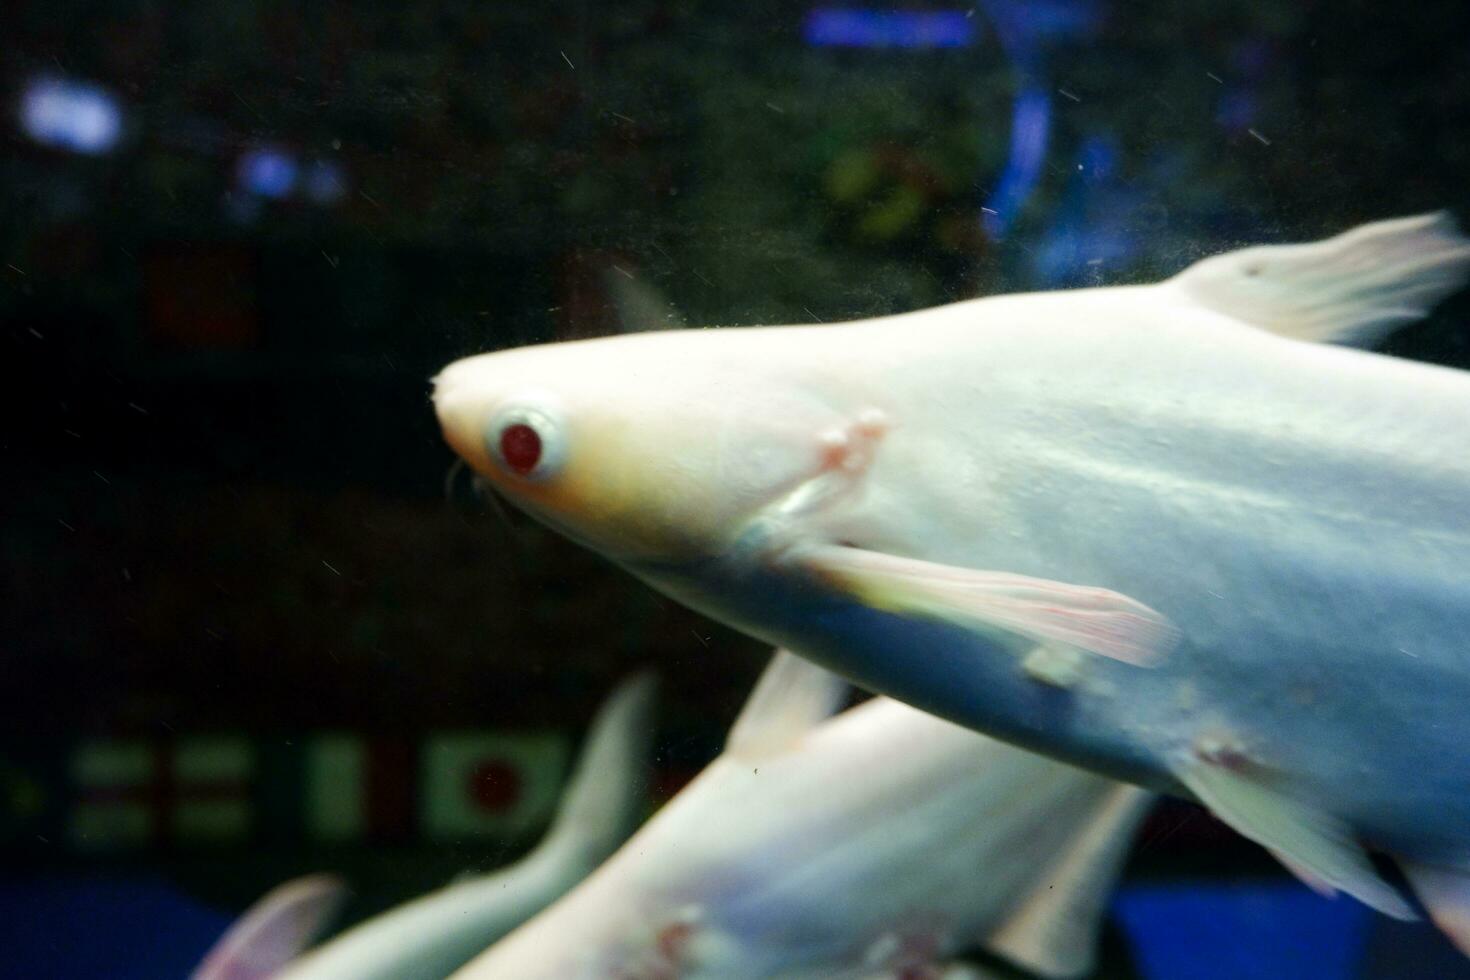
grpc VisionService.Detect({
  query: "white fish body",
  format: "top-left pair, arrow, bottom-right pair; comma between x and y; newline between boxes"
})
432,214 -> 1470,950
192,673 -> 657,980
455,652 -> 1151,979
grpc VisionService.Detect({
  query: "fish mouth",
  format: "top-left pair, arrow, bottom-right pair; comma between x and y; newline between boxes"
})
430,372 -> 491,475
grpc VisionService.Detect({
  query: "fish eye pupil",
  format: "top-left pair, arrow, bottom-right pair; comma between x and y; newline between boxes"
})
500,422 -> 543,475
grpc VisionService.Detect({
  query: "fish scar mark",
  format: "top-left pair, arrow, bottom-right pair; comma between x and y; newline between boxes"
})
769,408 -> 891,526
818,408 -> 889,474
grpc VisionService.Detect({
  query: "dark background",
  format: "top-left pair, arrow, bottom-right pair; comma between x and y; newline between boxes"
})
3,1 -> 1470,977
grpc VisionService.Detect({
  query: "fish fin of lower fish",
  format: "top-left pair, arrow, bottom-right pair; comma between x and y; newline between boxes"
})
797,543 -> 1179,667
1401,860 -> 1470,956
190,874 -> 347,980
541,670 -> 658,851
1166,211 -> 1470,348
603,266 -> 688,332
1265,846 -> 1339,899
1175,757 -> 1416,920
725,649 -> 848,758
983,783 -> 1155,979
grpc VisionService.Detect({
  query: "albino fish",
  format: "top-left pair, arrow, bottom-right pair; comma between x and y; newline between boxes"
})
432,213 -> 1470,951
192,672 -> 657,980
455,650 -> 1152,979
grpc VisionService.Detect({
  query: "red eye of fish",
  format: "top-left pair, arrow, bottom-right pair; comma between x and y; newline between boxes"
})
499,423 -> 543,475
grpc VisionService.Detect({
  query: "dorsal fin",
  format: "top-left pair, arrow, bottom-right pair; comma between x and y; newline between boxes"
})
541,670 -> 658,853
1167,211 -> 1470,348
602,268 -> 687,332
982,785 -> 1154,978
725,649 -> 848,759
191,874 -> 346,980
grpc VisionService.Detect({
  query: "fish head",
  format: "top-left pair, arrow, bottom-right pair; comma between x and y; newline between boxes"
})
433,330 -> 849,566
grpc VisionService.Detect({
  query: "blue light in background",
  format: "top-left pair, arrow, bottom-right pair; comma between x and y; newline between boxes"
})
1028,133 -> 1141,286
1216,89 -> 1258,133
981,0 -> 1104,43
303,159 -> 348,206
236,147 -> 300,200
1113,882 -> 1372,980
20,77 -> 124,155
804,8 -> 977,49
981,84 -> 1051,238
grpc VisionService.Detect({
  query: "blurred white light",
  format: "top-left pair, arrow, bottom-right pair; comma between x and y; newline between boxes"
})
236,147 -> 299,200
20,77 -> 123,155
303,159 -> 348,205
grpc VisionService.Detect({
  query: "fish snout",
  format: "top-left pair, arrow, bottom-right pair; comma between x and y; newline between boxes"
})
430,361 -> 491,472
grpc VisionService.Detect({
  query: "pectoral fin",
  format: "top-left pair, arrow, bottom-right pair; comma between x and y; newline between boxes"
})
797,544 -> 1178,667
1175,754 -> 1415,920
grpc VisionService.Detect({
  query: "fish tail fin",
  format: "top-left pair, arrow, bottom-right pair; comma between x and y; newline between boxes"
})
1167,211 -> 1470,348
982,783 -> 1155,978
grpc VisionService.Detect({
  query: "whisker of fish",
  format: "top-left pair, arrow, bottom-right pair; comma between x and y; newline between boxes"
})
443,458 -> 467,503
442,457 -> 526,577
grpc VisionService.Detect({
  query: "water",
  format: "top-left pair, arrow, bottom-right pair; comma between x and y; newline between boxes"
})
3,2 -> 1468,977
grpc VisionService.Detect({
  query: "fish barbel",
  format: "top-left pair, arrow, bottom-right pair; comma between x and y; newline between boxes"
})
433,213 -> 1470,949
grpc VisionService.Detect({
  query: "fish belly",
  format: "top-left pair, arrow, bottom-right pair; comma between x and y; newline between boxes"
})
847,315 -> 1470,856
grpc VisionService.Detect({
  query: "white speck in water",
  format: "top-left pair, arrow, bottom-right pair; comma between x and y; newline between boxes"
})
128,402 -> 148,415
1248,128 -> 1271,146
122,567 -> 131,582
28,327 -> 43,339
1206,71 -> 1223,84
765,102 -> 785,114
980,206 -> 998,215
612,264 -> 635,279
93,470 -> 110,485
322,559 -> 341,576
1058,87 -> 1081,102
559,50 -> 575,69
57,518 -> 75,532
